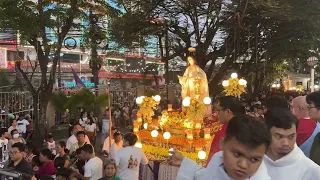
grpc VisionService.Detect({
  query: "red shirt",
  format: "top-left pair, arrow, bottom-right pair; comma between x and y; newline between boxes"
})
36,160 -> 56,178
297,118 -> 316,146
206,124 -> 228,164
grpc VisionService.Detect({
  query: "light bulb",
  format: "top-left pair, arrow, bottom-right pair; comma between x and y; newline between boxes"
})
163,132 -> 171,140
151,130 -> 159,138
222,80 -> 229,87
203,97 -> 211,105
143,123 -> 148,129
239,79 -> 247,86
231,73 -> 238,79
182,98 -> 191,107
153,95 -> 161,102
135,142 -> 142,148
136,97 -> 143,104
198,150 -> 206,160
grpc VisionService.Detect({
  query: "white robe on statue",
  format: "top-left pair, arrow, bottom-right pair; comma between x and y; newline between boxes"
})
264,144 -> 320,180
176,151 -> 270,180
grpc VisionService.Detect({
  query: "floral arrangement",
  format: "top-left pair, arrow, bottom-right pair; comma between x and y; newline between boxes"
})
137,96 -> 160,123
223,78 -> 246,98
142,144 -> 208,162
137,130 -> 211,148
185,98 -> 207,122
161,110 -> 186,128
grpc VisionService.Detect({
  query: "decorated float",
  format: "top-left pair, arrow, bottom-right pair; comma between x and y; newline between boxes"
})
133,48 -> 223,165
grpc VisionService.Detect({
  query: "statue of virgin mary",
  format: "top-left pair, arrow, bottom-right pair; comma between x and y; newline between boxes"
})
178,48 -> 211,115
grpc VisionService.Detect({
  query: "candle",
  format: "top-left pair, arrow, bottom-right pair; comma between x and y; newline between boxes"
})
133,122 -> 139,133
168,104 -> 173,111
195,121 -> 201,129
186,129 -> 193,140
204,128 -> 211,140
137,114 -> 142,124
158,116 -> 162,125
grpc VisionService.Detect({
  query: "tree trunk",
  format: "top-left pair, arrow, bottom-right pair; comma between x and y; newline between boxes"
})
32,90 -> 50,147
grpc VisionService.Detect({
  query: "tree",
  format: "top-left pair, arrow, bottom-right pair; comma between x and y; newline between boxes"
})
0,0 -> 115,143
109,0 -> 320,96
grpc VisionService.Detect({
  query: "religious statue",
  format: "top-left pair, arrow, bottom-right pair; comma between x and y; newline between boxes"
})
178,48 -> 211,115
283,75 -> 293,91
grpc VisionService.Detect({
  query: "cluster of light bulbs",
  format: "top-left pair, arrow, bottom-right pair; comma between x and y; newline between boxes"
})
136,95 -> 161,104
182,96 -> 211,107
222,73 -> 247,87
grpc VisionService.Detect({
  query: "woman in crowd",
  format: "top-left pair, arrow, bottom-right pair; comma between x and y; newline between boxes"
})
25,142 -> 37,164
36,149 -> 56,178
8,129 -> 26,151
85,117 -> 96,145
54,141 -> 70,169
79,111 -> 88,127
99,159 -> 121,180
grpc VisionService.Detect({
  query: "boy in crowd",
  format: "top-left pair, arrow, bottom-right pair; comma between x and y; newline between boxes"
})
264,108 -> 320,180
115,132 -> 148,180
170,114 -> 271,180
306,91 -> 320,165
207,96 -> 245,164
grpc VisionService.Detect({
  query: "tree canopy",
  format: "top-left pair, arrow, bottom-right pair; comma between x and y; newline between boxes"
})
109,0 -> 320,96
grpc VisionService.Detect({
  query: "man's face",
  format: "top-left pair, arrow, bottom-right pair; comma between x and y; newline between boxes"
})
77,134 -> 85,143
4,131 -> 10,139
308,103 -> 320,121
257,109 -> 264,115
123,139 -> 129,147
115,135 -> 122,143
9,147 -> 23,162
216,103 -> 233,124
221,137 -> 266,180
269,125 -> 296,157
80,150 -> 88,160
73,125 -> 82,134
12,120 -> 17,126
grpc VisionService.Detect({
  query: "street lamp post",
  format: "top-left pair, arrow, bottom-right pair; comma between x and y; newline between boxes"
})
307,57 -> 319,92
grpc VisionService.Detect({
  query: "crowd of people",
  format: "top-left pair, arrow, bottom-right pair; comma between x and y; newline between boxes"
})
170,92 -> 320,180
3,90 -> 320,179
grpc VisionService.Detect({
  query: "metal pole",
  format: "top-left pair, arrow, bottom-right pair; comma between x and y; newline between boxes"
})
311,68 -> 315,92
108,81 -> 113,150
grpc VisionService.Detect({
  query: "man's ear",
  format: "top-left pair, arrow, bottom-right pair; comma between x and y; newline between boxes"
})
219,137 -> 225,151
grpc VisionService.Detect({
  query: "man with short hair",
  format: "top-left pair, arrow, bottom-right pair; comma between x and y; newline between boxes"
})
0,128 -> 10,168
291,96 -> 320,157
109,131 -> 123,159
69,131 -> 89,155
171,114 -> 272,180
102,127 -> 121,156
306,91 -> 320,165
81,144 -> 103,180
115,132 -> 148,180
8,142 -> 33,177
207,96 -> 245,163
264,108 -> 320,180
66,123 -> 90,150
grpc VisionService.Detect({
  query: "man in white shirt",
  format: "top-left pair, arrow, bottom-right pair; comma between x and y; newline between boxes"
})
115,132 -> 148,180
0,128 -> 10,168
66,124 -> 90,150
102,127 -> 119,156
80,144 -> 103,180
109,131 -> 123,159
17,115 -> 29,138
264,108 -> 320,180
170,114 -> 272,180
